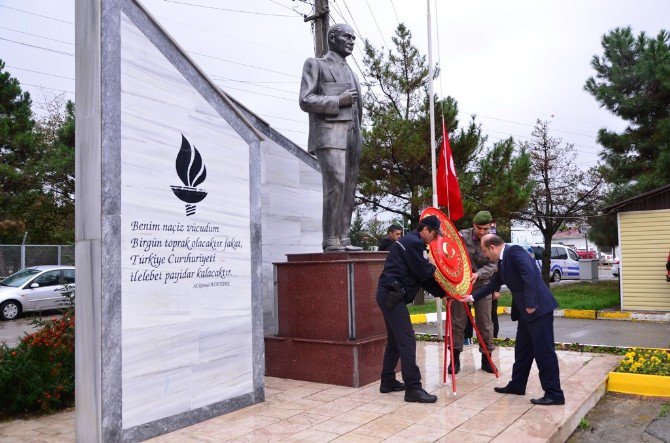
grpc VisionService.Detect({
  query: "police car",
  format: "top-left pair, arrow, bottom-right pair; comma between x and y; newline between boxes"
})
530,244 -> 581,282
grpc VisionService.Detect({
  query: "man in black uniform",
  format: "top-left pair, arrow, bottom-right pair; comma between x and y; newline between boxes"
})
378,224 -> 403,251
376,215 -> 446,403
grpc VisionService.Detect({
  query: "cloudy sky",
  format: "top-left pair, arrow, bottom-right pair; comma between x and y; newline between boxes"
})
1,0 -> 669,169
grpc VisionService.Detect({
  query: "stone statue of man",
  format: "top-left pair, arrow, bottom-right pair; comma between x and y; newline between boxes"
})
299,23 -> 363,252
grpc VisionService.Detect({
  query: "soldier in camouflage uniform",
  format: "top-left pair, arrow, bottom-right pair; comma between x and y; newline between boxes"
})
448,211 -> 497,373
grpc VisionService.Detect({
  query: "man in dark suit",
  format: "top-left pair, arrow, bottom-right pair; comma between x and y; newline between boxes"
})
464,234 -> 565,406
299,23 -> 363,252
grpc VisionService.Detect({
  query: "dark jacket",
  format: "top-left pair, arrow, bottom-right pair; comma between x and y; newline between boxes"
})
378,231 -> 446,302
378,236 -> 395,252
299,51 -> 363,154
472,244 -> 558,322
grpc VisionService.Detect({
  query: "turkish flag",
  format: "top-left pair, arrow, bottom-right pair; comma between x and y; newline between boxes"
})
436,117 -> 464,221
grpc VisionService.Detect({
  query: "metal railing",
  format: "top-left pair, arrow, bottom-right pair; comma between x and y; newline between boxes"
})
0,245 -> 75,277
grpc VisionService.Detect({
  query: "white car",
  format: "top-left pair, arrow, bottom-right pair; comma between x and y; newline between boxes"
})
0,266 -> 75,320
530,244 -> 581,282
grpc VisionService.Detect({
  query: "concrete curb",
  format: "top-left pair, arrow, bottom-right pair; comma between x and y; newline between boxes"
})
410,307 -> 670,325
607,372 -> 670,397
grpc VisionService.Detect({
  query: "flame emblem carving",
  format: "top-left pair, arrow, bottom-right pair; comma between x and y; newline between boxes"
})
170,134 -> 208,216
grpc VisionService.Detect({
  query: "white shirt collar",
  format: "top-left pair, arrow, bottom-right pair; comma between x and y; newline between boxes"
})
499,245 -> 505,261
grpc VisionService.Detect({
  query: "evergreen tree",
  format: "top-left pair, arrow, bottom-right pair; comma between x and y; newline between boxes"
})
0,59 -> 37,243
27,99 -> 75,243
585,27 -> 670,246
358,24 -> 531,233
349,210 -> 366,248
0,61 -> 74,244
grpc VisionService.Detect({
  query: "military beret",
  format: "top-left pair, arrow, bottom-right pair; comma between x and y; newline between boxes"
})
473,210 -> 492,225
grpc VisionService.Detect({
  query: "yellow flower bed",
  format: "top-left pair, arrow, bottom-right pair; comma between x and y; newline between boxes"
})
614,348 -> 670,376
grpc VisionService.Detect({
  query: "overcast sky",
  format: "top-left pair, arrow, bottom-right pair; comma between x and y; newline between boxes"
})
1,0 -> 669,170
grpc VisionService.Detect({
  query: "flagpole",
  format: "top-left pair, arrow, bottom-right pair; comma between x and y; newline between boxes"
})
426,0 -> 443,342
442,116 -> 450,219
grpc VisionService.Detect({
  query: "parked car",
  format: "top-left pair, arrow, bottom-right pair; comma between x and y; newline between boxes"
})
0,265 -> 75,320
576,249 -> 597,260
600,253 -> 613,265
530,244 -> 581,282
612,259 -> 620,278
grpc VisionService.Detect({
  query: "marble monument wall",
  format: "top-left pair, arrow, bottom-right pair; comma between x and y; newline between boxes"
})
73,0 -> 311,440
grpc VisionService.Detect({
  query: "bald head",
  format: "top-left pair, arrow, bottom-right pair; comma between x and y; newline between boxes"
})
481,234 -> 504,248
328,23 -> 355,40
480,234 -> 505,262
328,24 -> 356,57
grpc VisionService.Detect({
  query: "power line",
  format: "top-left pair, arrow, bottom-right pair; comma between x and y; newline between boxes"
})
214,83 -> 294,102
0,37 -> 73,56
267,0 -> 310,18
456,94 -> 604,129
390,0 -> 400,23
158,15 -> 306,59
209,75 -> 296,95
0,26 -> 73,45
20,82 -> 74,95
179,50 -> 300,78
485,129 -> 602,154
273,126 -> 307,134
6,65 -> 74,81
0,5 -> 73,25
363,0 -> 388,47
0,21 -> 301,80
0,5 -> 613,154
461,109 -> 598,139
259,113 -> 306,124
161,0 -> 297,17
333,0 -> 364,40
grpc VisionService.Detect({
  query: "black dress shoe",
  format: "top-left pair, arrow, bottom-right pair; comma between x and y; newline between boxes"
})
379,380 -> 406,393
404,388 -> 437,403
530,397 -> 565,406
494,386 -> 525,395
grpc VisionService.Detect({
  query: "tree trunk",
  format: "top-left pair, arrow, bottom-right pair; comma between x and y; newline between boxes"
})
413,290 -> 426,305
542,236 -> 552,287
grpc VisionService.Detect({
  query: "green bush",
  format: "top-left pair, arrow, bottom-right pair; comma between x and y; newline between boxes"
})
0,290 -> 75,418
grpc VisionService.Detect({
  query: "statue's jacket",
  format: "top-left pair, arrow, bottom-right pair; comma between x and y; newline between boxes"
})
299,50 -> 363,154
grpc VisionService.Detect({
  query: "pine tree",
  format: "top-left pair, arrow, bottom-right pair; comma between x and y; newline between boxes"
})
358,24 -> 531,233
0,59 -> 37,242
585,27 -> 670,247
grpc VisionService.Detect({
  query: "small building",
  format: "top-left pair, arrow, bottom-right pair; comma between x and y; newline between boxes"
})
604,184 -> 670,311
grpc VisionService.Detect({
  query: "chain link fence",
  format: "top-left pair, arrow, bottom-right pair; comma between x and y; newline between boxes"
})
0,245 -> 74,277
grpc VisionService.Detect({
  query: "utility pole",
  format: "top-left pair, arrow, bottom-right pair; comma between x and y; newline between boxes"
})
304,0 -> 329,57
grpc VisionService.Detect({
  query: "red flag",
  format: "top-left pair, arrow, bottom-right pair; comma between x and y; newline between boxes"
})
436,117 -> 464,221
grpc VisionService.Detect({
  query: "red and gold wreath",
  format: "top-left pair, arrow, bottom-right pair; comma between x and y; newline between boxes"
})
420,207 -> 472,300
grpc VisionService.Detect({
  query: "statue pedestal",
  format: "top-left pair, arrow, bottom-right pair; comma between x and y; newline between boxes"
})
264,252 -> 387,387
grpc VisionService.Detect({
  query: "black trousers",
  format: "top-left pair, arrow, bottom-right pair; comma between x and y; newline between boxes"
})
509,311 -> 564,401
376,287 -> 422,389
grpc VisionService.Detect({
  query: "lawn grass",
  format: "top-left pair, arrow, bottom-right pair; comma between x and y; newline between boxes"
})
408,280 -> 620,314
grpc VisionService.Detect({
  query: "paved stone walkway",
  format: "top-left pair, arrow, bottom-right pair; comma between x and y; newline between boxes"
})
0,343 -> 619,442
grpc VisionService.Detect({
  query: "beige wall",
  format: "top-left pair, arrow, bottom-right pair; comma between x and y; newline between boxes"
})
618,209 -> 670,311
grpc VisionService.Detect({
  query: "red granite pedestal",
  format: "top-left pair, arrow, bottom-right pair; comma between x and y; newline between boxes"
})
264,252 -> 388,387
